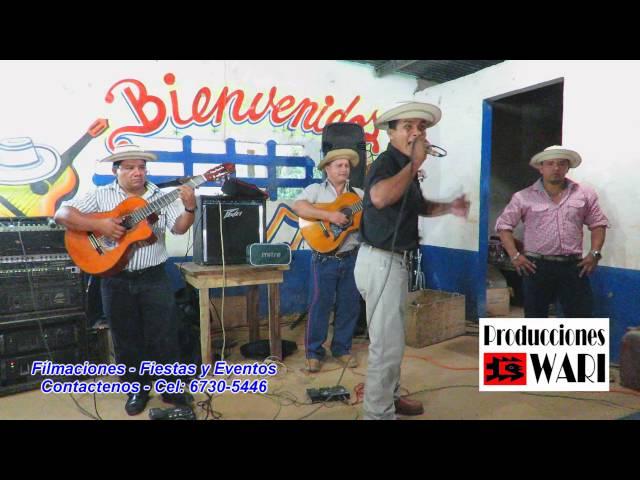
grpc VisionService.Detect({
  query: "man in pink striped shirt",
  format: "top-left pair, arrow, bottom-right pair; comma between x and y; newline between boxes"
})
495,145 -> 609,317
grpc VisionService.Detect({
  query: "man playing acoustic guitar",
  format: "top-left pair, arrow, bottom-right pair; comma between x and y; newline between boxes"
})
54,144 -> 196,416
293,148 -> 364,373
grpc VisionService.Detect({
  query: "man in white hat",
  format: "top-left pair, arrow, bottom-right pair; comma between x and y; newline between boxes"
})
54,144 -> 197,416
292,147 -> 364,373
496,145 -> 609,317
353,102 -> 469,420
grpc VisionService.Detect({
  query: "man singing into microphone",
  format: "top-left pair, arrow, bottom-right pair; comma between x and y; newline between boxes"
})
354,102 -> 469,420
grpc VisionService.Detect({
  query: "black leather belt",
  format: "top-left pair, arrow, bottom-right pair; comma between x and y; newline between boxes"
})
117,263 -> 164,278
525,252 -> 581,262
313,248 -> 359,260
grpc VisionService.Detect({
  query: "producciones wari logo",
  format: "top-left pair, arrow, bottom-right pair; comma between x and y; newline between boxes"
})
479,318 -> 609,392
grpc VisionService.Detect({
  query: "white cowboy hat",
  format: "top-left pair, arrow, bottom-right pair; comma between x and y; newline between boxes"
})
530,145 -> 582,168
0,137 -> 61,185
99,143 -> 157,163
317,148 -> 359,171
374,101 -> 442,131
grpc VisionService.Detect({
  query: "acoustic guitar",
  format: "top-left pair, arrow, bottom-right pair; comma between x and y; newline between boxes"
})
65,163 -> 234,276
298,191 -> 362,253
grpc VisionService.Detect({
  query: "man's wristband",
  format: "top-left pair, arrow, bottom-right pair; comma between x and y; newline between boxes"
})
511,252 -> 521,261
184,207 -> 196,214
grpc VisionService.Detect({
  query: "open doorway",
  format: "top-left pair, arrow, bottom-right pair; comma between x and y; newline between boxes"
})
479,79 -> 564,316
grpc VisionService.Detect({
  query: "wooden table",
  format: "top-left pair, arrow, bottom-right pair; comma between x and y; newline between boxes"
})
177,262 -> 289,365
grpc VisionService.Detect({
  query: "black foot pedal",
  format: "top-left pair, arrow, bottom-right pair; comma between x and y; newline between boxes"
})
307,385 -> 350,403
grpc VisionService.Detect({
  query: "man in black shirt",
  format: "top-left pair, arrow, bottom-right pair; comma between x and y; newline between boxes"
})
354,102 -> 469,420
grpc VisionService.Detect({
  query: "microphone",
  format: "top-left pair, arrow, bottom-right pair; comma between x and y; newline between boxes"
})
427,144 -> 447,157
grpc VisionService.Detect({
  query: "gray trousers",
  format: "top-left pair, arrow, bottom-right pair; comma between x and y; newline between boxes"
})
354,244 -> 408,420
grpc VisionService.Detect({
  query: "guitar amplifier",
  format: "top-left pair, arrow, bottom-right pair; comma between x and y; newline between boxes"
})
246,243 -> 291,266
193,196 -> 266,265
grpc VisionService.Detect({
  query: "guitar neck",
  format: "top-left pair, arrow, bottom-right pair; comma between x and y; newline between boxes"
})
128,175 -> 206,225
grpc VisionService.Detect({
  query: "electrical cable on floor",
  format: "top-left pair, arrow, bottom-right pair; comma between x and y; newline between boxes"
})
520,392 -> 639,411
398,384 -> 640,414
196,392 -> 223,420
403,353 -> 478,371
296,404 -> 325,420
92,375 -> 103,420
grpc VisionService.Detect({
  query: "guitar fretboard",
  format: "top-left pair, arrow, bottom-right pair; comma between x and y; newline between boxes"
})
128,176 -> 203,226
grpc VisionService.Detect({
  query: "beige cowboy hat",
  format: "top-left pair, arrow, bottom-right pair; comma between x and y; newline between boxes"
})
374,101 -> 442,131
530,145 -> 582,168
317,148 -> 359,171
99,143 -> 157,163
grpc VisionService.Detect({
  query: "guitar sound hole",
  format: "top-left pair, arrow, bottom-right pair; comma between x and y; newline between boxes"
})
101,237 -> 118,249
121,216 -> 133,230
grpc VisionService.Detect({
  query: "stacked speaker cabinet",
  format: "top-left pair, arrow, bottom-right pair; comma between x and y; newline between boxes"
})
0,217 -> 87,396
193,196 -> 266,265
321,122 -> 367,189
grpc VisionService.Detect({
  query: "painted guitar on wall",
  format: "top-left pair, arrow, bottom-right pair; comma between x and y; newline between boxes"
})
65,163 -> 234,276
0,118 -> 109,217
298,191 -> 362,253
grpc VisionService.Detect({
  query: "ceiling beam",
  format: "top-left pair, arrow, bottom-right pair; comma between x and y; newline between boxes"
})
374,60 -> 419,77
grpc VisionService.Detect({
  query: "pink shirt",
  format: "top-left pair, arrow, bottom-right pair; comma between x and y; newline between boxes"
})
495,178 -> 609,255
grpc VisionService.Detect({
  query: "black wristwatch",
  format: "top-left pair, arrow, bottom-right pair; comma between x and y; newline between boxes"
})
184,207 -> 196,214
590,250 -> 602,260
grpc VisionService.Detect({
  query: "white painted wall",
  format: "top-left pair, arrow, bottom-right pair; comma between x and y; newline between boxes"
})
413,60 -> 640,271
0,60 -> 416,181
7,60 -> 635,269
0,60 -> 417,256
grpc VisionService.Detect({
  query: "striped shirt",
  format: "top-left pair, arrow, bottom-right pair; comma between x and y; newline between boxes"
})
60,180 -> 182,271
296,180 -> 364,254
495,178 -> 609,255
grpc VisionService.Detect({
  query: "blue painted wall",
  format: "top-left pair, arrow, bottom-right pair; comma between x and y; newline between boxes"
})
420,245 -> 481,320
591,266 -> 640,363
418,244 -> 640,363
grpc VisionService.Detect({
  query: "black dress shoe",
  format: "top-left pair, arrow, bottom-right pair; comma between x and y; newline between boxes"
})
162,392 -> 194,406
125,392 -> 150,416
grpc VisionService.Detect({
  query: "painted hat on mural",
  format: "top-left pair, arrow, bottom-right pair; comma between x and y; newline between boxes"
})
530,145 -> 582,169
0,137 -> 62,185
99,143 -> 157,163
374,101 -> 442,131
317,148 -> 359,171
